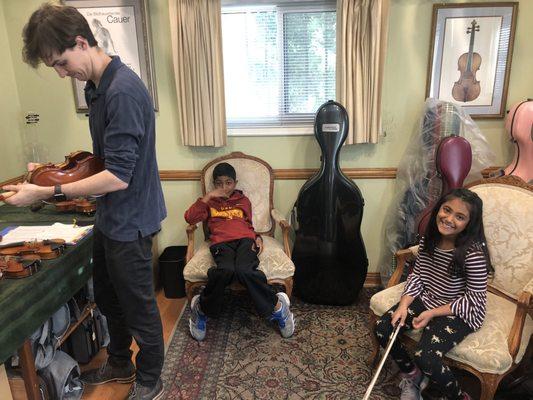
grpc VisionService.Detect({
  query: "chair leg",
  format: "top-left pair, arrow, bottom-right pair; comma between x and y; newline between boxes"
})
185,281 -> 194,304
285,277 -> 293,299
368,313 -> 381,367
478,373 -> 502,400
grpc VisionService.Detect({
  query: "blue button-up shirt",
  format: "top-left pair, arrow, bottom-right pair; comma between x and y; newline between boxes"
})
85,57 -> 166,241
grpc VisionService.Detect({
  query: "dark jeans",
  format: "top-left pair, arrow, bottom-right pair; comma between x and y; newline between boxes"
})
92,227 -> 164,387
374,297 -> 473,400
200,238 -> 278,318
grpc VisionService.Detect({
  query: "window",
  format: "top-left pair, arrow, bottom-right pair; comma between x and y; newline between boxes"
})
221,1 -> 336,131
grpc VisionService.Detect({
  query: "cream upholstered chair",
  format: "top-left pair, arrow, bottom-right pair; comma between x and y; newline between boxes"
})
369,175 -> 533,400
183,152 -> 295,302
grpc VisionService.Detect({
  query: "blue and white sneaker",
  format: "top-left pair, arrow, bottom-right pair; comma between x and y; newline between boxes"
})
270,292 -> 295,338
189,294 -> 207,341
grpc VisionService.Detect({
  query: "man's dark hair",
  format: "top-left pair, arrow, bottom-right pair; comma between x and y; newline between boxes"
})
213,162 -> 236,181
22,3 -> 97,68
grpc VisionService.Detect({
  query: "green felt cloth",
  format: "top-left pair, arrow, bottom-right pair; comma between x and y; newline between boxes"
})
0,203 -> 94,225
0,205 -> 94,363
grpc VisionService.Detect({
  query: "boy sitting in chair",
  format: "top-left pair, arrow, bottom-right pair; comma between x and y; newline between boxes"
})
184,162 -> 295,341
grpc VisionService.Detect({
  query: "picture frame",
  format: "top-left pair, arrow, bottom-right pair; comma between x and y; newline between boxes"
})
64,0 -> 158,112
426,2 -> 518,119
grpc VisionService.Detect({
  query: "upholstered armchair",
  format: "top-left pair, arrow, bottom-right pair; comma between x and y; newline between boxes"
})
369,175 -> 533,400
183,152 -> 295,302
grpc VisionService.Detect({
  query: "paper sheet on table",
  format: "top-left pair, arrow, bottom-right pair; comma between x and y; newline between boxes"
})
0,223 -> 93,245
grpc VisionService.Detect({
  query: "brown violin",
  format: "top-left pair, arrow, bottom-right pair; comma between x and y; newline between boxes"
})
0,239 -> 66,260
452,20 -> 481,103
54,198 -> 96,215
27,150 -> 104,186
0,255 -> 41,279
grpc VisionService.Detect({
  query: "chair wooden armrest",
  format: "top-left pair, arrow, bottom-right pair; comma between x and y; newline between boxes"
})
185,224 -> 198,263
507,280 -> 533,360
387,248 -> 417,288
271,209 -> 291,258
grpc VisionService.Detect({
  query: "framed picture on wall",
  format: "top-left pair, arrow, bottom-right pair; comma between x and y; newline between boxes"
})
426,2 -> 518,119
64,0 -> 158,112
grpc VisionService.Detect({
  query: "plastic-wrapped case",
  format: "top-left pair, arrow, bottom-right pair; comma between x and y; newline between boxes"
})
379,99 -> 495,282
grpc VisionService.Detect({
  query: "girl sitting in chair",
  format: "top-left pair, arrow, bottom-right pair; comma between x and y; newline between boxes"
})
374,188 -> 492,400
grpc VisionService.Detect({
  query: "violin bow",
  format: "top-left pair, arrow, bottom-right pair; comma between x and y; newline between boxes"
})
362,322 -> 402,400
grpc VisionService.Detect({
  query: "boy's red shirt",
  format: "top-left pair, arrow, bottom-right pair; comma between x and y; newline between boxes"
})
184,190 -> 257,245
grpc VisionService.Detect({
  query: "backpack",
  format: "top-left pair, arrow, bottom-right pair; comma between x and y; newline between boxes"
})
29,303 -> 84,400
30,303 -> 70,370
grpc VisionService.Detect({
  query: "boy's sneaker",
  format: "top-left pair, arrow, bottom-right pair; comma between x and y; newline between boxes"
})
398,365 -> 428,400
189,294 -> 207,341
127,378 -> 164,400
270,292 -> 295,338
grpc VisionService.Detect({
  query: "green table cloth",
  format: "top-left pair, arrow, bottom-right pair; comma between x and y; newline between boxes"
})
0,205 -> 94,363
0,203 -> 94,225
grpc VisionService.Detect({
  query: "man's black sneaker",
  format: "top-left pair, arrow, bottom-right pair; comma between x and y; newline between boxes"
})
127,378 -> 164,400
81,358 -> 136,385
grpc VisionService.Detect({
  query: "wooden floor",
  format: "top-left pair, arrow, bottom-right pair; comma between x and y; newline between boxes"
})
81,291 -> 186,400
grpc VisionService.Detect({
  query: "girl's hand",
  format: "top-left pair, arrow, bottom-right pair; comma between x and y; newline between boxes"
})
391,306 -> 408,327
412,310 -> 434,330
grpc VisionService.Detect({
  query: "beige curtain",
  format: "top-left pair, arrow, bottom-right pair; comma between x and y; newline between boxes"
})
169,0 -> 226,147
336,0 -> 389,144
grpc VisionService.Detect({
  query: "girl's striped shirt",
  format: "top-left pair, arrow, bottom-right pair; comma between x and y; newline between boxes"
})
403,237 -> 488,330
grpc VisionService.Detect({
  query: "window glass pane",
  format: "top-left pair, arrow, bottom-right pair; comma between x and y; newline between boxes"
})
284,11 -> 336,115
222,10 -> 279,123
222,3 -> 336,127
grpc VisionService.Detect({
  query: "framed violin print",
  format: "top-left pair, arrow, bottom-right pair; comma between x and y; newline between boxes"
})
426,2 -> 518,119
63,0 -> 158,113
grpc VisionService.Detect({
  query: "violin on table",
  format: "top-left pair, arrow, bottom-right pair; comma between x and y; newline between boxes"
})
0,239 -> 66,260
54,198 -> 97,215
0,255 -> 41,279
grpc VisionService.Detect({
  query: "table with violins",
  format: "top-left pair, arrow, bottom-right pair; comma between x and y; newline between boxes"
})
0,203 -> 94,399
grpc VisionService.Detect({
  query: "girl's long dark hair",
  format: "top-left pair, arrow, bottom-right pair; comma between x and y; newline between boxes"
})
423,188 -> 493,277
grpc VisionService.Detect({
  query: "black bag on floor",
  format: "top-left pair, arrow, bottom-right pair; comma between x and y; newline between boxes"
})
60,300 -> 102,364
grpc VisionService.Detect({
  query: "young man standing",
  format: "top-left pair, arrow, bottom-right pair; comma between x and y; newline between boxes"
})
4,4 -> 167,399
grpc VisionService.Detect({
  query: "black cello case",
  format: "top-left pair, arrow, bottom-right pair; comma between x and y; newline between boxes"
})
292,100 -> 368,305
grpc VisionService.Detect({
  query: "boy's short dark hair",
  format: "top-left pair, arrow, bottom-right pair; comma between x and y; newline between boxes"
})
213,162 -> 236,181
22,3 -> 97,68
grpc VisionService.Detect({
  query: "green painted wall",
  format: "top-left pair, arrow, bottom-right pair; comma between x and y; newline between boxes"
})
0,0 -> 24,182
1,0 -> 531,272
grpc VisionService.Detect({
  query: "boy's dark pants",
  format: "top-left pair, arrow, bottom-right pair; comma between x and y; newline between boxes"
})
200,238 -> 278,318
92,227 -> 164,387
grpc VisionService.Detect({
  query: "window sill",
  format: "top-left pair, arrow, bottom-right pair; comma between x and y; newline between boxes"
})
227,125 -> 314,137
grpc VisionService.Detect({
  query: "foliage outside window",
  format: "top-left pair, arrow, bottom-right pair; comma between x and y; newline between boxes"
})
222,2 -> 336,132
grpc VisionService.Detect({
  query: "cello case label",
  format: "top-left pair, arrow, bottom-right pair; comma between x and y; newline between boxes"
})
322,123 -> 340,133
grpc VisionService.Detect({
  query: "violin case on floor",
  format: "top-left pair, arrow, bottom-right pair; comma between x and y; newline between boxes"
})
60,285 -> 108,365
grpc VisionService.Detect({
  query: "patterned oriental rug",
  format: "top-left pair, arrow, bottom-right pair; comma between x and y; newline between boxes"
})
161,289 -> 401,400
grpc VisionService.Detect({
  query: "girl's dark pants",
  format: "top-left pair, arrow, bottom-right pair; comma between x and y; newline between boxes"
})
374,297 -> 473,400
